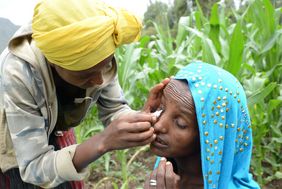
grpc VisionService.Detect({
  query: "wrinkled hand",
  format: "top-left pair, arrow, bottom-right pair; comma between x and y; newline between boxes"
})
144,158 -> 180,189
143,78 -> 170,113
101,112 -> 157,152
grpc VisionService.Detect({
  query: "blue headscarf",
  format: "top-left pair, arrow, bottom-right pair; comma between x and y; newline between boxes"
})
154,62 -> 260,189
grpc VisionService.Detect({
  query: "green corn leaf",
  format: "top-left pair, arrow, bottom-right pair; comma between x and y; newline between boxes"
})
195,0 -> 205,29
274,172 -> 282,179
248,82 -> 277,107
263,0 -> 275,34
176,16 -> 190,48
261,29 -> 282,54
112,183 -> 119,189
209,3 -> 221,53
272,137 -> 282,144
270,123 -> 282,137
268,99 -> 282,115
183,26 -> 220,65
225,20 -> 244,76
202,39 -> 216,65
139,35 -> 151,48
266,63 -> 282,77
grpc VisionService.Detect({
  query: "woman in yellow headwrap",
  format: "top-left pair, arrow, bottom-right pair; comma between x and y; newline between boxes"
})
0,0 -> 168,188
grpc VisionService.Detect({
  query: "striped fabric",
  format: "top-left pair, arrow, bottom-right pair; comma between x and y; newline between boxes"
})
52,129 -> 84,189
0,128 -> 84,189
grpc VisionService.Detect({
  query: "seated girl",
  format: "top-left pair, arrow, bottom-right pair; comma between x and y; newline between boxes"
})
144,62 -> 260,189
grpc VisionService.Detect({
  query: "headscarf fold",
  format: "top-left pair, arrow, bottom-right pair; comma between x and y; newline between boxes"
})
155,62 -> 260,189
32,0 -> 142,71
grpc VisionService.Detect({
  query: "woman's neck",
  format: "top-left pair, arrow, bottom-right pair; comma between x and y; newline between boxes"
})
51,66 -> 85,104
174,153 -> 203,189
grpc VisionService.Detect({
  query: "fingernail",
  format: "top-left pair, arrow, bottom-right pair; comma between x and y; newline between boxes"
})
166,161 -> 171,165
152,116 -> 157,122
161,157 -> 166,161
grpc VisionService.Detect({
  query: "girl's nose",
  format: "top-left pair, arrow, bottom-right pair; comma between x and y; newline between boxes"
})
153,113 -> 168,133
90,73 -> 103,85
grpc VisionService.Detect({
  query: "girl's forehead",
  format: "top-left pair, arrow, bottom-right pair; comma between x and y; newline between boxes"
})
164,79 -> 188,93
163,79 -> 190,102
163,79 -> 195,113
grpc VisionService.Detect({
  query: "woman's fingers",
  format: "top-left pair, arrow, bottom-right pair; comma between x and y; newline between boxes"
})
165,161 -> 180,189
149,168 -> 158,188
126,121 -> 152,133
156,158 -> 167,189
126,127 -> 155,142
102,111 -> 159,150
121,112 -> 156,124
144,157 -> 180,189
144,173 -> 151,189
161,78 -> 170,86
143,78 -> 171,113
150,83 -> 165,97
165,161 -> 174,188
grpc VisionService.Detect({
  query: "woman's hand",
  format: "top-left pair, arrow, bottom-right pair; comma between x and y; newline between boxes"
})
100,111 -> 157,152
144,158 -> 180,189
73,111 -> 156,171
143,78 -> 170,113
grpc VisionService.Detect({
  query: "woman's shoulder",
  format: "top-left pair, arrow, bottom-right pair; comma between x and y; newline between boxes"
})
1,50 -> 35,86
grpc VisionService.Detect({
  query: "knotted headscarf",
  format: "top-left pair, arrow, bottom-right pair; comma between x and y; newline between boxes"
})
155,62 -> 260,189
32,0 -> 142,71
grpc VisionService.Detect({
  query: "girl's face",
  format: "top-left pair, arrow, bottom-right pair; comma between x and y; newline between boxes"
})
150,79 -> 200,158
52,54 -> 115,89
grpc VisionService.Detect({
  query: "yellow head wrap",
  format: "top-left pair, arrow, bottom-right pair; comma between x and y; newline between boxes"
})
32,0 -> 142,71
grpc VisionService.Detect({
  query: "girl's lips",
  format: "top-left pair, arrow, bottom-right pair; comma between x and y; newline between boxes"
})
152,136 -> 168,148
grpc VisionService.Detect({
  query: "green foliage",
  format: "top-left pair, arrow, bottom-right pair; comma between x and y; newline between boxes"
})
122,0 -> 281,186
76,0 -> 281,188
143,1 -> 169,29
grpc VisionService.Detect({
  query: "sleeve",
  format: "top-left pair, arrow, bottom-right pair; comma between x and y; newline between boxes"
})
97,75 -> 135,127
2,55 -> 88,188
153,156 -> 161,170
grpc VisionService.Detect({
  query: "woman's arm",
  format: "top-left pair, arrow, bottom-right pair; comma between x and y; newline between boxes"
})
73,111 -> 156,171
2,56 -> 87,187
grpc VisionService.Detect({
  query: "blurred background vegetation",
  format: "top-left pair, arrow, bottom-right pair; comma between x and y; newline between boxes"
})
75,0 -> 282,188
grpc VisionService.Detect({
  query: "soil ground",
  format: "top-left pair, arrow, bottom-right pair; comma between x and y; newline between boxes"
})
84,149 -> 281,189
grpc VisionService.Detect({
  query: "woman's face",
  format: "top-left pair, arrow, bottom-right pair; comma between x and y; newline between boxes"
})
150,79 -> 200,158
52,54 -> 114,89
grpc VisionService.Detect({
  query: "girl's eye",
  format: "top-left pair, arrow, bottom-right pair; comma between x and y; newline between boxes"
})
159,104 -> 165,112
175,119 -> 187,129
158,106 -> 165,115
102,62 -> 113,74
